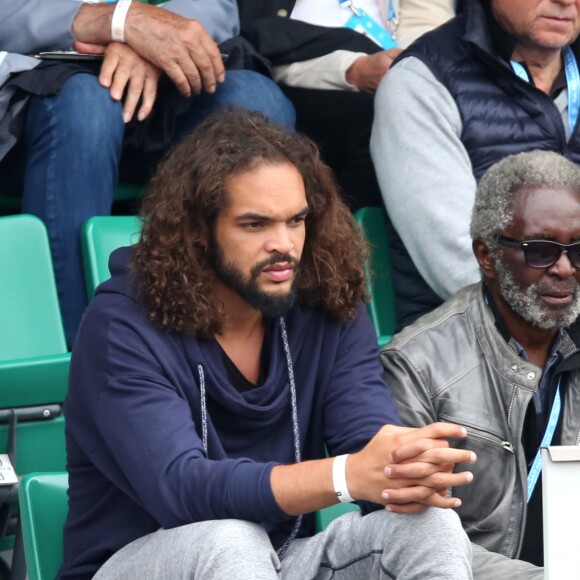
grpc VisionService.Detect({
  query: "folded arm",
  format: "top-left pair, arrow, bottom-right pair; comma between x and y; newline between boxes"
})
72,2 -> 225,96
274,49 -> 401,94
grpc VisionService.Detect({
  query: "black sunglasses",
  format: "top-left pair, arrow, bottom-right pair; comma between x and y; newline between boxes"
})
497,235 -> 580,269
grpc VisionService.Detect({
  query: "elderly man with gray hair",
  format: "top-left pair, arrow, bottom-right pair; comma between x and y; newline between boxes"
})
381,150 -> 580,579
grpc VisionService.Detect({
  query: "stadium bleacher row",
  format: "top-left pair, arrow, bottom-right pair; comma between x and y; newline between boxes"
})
0,208 -> 393,579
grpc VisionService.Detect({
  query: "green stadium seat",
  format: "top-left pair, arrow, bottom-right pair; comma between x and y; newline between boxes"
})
81,215 -> 142,300
354,207 -> 396,348
0,215 -> 69,576
0,215 -> 67,359
19,473 -> 68,580
315,502 -> 359,532
0,214 -> 69,471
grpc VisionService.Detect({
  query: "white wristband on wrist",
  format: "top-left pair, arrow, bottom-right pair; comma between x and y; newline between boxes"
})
332,454 -> 354,503
111,0 -> 133,43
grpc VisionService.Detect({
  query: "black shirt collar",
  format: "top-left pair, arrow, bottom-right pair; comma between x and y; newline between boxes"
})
217,318 -> 274,392
482,0 -> 516,62
482,283 -> 512,344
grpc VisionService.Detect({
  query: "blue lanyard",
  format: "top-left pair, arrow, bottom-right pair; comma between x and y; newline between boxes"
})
386,0 -> 398,39
526,377 -> 562,503
511,46 -> 580,135
338,0 -> 398,50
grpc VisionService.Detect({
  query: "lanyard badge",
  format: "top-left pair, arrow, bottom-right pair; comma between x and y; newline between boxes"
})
511,46 -> 580,135
339,0 -> 398,50
527,377 -> 562,503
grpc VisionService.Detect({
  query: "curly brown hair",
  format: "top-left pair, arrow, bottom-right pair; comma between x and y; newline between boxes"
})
131,109 -> 369,338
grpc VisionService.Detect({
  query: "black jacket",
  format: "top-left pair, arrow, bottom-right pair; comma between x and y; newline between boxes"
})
404,0 -> 580,178
238,0 -> 382,65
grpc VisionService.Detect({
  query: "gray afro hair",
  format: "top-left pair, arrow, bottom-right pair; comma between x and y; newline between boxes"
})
470,150 -> 580,246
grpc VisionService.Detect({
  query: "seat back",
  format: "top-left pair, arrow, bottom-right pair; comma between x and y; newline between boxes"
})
0,216 -> 68,566
354,207 -> 396,348
0,215 -> 67,360
315,502 -> 359,531
81,215 -> 142,300
0,215 -> 68,473
19,473 -> 68,580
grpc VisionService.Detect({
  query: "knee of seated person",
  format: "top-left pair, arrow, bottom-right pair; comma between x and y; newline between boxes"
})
177,519 -> 276,570
364,507 -> 466,542
218,70 -> 296,129
412,507 -> 469,543
201,519 -> 271,551
30,73 -> 124,146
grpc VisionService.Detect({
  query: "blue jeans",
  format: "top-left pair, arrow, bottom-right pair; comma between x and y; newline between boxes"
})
0,71 -> 294,348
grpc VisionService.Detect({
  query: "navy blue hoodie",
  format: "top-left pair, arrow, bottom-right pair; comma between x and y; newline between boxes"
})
59,247 -> 402,579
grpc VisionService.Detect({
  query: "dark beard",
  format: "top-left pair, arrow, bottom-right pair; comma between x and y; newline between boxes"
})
209,237 -> 299,317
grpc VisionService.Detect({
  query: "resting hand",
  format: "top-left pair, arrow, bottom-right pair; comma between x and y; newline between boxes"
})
76,41 -> 160,123
345,48 -> 403,94
72,2 -> 225,97
348,422 -> 475,512
124,3 -> 224,97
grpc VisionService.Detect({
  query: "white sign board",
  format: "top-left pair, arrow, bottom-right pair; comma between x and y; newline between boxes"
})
0,454 -> 18,486
541,446 -> 580,580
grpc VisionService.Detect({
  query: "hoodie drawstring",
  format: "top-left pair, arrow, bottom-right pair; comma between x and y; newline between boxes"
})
276,317 -> 303,559
197,316 -> 303,559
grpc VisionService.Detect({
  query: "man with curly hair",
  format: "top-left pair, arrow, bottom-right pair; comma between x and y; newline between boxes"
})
0,0 -> 294,349
383,150 -> 580,579
62,110 -> 475,579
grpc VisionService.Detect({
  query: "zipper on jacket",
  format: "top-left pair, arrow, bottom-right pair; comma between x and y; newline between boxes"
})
505,386 -> 532,560
439,414 -> 515,452
502,441 -> 515,453
441,388 -> 528,558
506,487 -> 525,559
464,427 -> 515,453
447,413 -> 522,557
507,387 -> 517,428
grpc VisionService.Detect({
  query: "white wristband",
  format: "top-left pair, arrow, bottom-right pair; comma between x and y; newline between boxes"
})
332,454 -> 354,503
111,0 -> 133,43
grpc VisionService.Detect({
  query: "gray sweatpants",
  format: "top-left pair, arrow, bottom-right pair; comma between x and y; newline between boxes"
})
94,508 -> 472,579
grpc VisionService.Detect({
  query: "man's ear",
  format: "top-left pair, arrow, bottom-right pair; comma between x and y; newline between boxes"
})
472,239 -> 496,282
